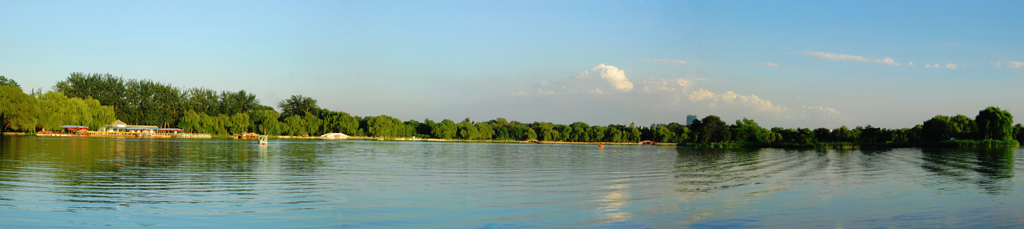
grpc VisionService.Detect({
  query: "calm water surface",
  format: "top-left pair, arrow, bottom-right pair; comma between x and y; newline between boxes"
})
1,136 -> 1024,228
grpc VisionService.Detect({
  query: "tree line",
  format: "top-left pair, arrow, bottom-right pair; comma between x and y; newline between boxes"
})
1,76 -> 116,132
675,106 -> 1022,146
3,73 -> 1024,146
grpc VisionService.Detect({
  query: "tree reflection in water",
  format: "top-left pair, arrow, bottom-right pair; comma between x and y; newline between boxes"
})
920,147 -> 1014,195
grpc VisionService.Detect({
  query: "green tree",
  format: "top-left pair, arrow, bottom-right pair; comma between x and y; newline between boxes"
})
653,125 -> 675,143
976,106 -> 1014,140
922,115 -> 952,141
588,126 -> 605,142
458,119 -> 478,139
419,119 -> 436,137
368,115 -> 402,137
475,122 -> 494,140
302,112 -> 323,136
220,90 -> 261,115
52,73 -> 126,111
949,114 -> 976,133
278,95 -> 319,119
832,126 -> 853,142
813,128 -> 831,142
178,110 -> 201,133
283,115 -> 307,136
555,124 -> 572,141
319,110 -> 360,135
603,125 -> 623,142
690,115 -> 729,143
1013,124 -> 1024,143
85,98 -> 116,130
433,119 -> 458,139
35,92 -> 92,131
0,76 -> 20,89
569,122 -> 589,142
250,109 -> 282,135
0,85 -> 38,132
183,87 -> 222,115
229,113 -> 250,134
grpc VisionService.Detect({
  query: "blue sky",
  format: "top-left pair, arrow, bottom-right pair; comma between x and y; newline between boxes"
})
3,0 -> 1023,128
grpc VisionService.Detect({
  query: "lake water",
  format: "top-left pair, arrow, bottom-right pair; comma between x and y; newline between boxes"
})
1,136 -> 1023,228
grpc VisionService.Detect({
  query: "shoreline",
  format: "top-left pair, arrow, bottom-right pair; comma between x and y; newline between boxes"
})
9,132 -> 1019,148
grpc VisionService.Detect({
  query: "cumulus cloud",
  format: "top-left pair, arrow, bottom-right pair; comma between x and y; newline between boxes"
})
909,62 -> 914,66
993,61 -> 1024,69
512,65 -> 845,121
799,51 -> 902,66
687,89 -> 788,112
512,64 -> 636,96
576,64 -> 633,92
756,62 -> 780,67
945,63 -> 958,70
644,59 -> 686,65
925,64 -> 940,68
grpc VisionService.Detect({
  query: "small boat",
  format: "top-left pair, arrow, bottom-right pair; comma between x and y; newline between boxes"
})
598,143 -> 605,148
258,135 -> 268,145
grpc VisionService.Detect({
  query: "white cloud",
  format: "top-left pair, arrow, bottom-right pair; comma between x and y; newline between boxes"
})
909,62 -> 914,66
640,78 -> 688,93
513,66 -> 845,122
924,63 -> 959,69
643,59 -> 686,65
756,62 -> 780,67
577,64 -> 633,92
799,51 -> 902,66
800,106 -> 843,120
687,89 -> 788,112
994,61 -> 1024,69
514,64 -> 637,96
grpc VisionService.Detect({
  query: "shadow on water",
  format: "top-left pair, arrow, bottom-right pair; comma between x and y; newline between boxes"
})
672,146 -> 769,192
920,147 -> 1014,195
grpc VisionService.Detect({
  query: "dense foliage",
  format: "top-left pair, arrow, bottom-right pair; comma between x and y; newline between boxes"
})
53,72 -> 265,128
5,73 -> 1024,148
0,80 -> 115,132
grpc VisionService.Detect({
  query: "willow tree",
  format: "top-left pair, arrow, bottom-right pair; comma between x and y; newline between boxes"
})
0,85 -> 38,132
432,119 -> 457,139
35,92 -> 113,131
976,106 -> 1014,140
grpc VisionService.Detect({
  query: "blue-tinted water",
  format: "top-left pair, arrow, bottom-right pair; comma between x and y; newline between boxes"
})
1,136 -> 1023,228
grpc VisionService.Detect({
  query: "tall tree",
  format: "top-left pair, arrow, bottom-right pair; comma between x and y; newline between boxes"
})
52,73 -> 127,114
976,106 -> 1014,140
278,95 -> 319,119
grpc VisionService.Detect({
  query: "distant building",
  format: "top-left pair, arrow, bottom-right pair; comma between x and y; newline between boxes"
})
629,121 -> 637,128
650,123 -> 666,129
686,115 -> 697,125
